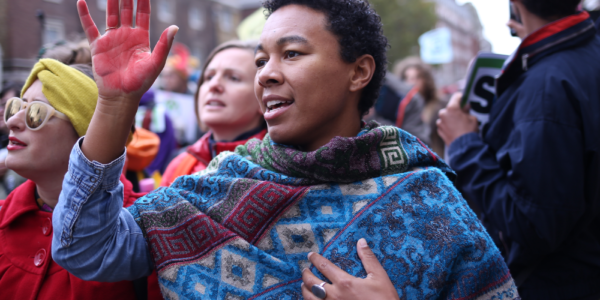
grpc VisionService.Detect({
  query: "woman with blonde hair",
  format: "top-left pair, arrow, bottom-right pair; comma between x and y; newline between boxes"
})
160,40 -> 266,186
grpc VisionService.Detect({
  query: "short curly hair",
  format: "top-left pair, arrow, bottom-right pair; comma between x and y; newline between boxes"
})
521,0 -> 580,19
263,0 -> 388,116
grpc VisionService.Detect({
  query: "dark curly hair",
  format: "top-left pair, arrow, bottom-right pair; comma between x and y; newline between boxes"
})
263,0 -> 388,116
521,0 -> 580,19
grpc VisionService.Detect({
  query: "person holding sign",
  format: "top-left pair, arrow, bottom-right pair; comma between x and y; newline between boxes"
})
437,0 -> 600,299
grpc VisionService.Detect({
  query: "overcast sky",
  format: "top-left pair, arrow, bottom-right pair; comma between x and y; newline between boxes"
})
456,0 -> 522,55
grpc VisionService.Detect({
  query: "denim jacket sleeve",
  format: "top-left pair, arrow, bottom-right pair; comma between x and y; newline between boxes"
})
52,137 -> 153,282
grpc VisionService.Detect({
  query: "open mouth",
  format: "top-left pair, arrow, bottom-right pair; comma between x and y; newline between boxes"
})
266,100 -> 294,112
206,100 -> 226,107
8,137 -> 26,147
9,140 -> 26,147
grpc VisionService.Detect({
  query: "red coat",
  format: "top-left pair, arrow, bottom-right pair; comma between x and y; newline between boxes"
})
161,129 -> 267,186
0,178 -> 162,300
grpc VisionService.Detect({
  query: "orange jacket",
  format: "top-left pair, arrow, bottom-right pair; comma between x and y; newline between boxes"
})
126,127 -> 161,172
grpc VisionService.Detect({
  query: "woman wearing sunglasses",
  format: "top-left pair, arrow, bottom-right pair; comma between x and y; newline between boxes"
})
0,59 -> 162,299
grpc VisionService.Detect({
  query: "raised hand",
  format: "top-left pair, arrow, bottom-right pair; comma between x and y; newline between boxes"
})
77,0 -> 178,100
76,0 -> 178,164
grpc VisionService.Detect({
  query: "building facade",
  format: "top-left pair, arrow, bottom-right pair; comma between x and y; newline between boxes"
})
1,0 -> 82,83
0,0 -> 261,84
429,0 -> 491,88
211,0 -> 262,44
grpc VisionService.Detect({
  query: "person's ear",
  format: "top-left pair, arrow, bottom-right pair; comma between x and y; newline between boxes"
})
349,54 -> 376,93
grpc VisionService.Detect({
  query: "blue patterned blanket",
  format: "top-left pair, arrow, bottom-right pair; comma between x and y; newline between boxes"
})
128,122 -> 518,299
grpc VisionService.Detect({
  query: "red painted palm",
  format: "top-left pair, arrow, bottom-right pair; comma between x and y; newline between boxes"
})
76,0 -> 177,98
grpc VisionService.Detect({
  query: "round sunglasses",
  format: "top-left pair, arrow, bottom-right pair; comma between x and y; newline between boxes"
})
4,97 -> 70,131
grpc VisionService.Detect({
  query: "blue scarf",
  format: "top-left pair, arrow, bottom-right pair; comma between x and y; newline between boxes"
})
128,122 -> 518,299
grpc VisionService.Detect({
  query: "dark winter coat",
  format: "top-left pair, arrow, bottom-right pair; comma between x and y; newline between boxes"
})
448,11 -> 600,300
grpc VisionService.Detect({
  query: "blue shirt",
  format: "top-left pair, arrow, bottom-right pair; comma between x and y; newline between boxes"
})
52,138 -> 153,282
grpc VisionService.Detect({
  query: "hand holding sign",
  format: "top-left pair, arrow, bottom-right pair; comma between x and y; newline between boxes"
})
459,53 -> 508,134
437,93 -> 479,146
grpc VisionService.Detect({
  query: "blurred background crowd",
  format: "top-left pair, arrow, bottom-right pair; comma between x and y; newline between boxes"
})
0,0 -> 599,299
0,0 -> 599,193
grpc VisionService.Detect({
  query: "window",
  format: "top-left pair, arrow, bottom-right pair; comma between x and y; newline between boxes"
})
97,0 -> 137,24
192,42 -> 203,61
211,5 -> 235,33
218,9 -> 233,33
158,0 -> 175,23
189,6 -> 205,31
43,19 -> 65,45
97,0 -> 107,11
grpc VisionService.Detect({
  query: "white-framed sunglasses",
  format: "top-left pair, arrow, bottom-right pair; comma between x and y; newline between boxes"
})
4,97 -> 70,131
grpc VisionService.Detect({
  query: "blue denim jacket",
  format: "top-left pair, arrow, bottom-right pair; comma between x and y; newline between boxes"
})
52,138 -> 153,282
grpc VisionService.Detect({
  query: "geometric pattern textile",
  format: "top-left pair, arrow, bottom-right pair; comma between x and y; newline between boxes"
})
128,122 -> 519,299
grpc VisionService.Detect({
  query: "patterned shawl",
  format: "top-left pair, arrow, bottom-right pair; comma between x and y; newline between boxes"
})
128,122 -> 518,299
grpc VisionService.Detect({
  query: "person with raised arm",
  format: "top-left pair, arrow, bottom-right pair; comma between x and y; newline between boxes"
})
53,0 -> 518,299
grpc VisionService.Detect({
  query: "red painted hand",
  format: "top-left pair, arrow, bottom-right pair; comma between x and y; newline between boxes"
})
77,0 -> 178,100
75,0 -> 178,164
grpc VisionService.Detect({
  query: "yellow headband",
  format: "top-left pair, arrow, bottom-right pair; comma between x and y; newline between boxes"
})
21,59 -> 98,137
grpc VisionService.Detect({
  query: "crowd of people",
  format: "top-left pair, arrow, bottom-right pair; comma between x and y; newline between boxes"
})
0,0 -> 597,299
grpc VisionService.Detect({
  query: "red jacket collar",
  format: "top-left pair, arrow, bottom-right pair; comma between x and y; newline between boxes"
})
0,180 -> 39,228
186,130 -> 267,165
497,11 -> 595,97
0,175 -> 141,228
521,11 -> 590,48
